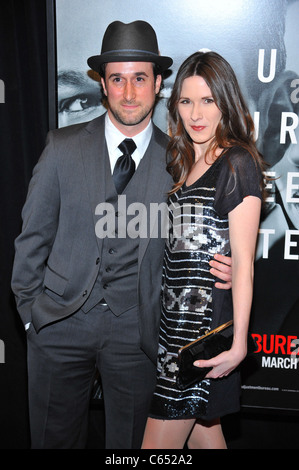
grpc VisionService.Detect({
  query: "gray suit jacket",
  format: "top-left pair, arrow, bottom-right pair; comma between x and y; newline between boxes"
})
11,114 -> 172,363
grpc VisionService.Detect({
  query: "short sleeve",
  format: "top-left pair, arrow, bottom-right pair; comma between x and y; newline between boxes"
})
214,147 -> 263,217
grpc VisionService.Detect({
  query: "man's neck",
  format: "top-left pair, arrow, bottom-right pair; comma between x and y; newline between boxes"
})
106,109 -> 152,137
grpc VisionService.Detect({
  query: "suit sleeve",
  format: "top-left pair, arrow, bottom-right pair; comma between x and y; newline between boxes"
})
11,131 -> 61,326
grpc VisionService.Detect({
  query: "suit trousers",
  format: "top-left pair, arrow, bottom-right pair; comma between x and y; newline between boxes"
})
27,303 -> 157,449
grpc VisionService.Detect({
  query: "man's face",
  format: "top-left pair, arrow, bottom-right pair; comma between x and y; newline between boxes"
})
101,62 -> 162,136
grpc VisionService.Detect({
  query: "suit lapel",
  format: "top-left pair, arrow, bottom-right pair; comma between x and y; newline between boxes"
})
79,114 -> 107,251
138,125 -> 171,265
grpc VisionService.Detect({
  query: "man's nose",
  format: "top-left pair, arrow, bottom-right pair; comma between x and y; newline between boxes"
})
124,82 -> 135,101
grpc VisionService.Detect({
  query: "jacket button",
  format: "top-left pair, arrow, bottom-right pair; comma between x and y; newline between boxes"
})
96,257 -> 100,265
82,290 -> 88,297
103,284 -> 109,289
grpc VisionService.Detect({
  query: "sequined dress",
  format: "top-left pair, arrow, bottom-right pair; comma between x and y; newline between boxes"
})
149,147 -> 262,420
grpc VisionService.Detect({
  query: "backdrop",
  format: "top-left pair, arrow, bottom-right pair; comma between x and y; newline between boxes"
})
52,0 -> 299,412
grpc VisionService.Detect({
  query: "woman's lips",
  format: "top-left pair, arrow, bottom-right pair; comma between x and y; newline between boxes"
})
191,125 -> 206,131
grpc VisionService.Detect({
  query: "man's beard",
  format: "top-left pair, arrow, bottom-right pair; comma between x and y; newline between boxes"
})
109,101 -> 155,127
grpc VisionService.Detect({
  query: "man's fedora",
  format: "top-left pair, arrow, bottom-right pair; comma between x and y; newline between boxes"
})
87,20 -> 173,75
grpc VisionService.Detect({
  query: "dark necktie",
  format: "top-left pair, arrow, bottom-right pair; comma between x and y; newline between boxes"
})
113,139 -> 137,194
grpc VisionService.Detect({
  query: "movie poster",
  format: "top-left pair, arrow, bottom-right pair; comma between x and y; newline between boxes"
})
50,0 -> 299,411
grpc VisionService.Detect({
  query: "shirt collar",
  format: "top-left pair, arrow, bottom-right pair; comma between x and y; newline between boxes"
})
105,113 -> 153,172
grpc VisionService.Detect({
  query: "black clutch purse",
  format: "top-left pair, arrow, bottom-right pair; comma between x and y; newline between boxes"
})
176,320 -> 255,390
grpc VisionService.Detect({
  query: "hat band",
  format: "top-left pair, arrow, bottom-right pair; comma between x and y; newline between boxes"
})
101,49 -> 159,57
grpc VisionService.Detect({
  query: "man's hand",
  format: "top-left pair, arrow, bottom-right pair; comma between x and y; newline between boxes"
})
209,253 -> 232,289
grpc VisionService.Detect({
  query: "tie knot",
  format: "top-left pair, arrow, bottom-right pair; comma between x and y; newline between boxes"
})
118,138 -> 136,156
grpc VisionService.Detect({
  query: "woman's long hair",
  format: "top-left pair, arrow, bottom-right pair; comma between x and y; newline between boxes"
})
167,51 -> 267,195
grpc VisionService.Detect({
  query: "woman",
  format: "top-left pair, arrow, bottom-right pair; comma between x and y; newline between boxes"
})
142,51 -> 266,449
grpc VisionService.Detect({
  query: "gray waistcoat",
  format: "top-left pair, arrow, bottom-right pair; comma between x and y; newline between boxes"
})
82,144 -> 152,315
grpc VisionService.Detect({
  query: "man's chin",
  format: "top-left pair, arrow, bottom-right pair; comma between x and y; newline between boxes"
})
111,108 -> 153,128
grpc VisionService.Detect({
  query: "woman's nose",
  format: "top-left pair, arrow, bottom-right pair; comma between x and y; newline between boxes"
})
191,104 -> 203,121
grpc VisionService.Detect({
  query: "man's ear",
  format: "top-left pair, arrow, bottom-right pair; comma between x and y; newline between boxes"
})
257,70 -> 299,167
155,74 -> 163,95
101,77 -> 107,96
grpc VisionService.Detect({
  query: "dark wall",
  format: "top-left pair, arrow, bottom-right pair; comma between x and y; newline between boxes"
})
0,0 -> 48,448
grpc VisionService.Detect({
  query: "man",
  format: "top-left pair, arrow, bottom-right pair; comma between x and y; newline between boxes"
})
11,21 -> 231,449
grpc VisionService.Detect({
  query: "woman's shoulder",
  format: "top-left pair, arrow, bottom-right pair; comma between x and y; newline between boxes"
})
223,146 -> 258,173
224,145 -> 253,161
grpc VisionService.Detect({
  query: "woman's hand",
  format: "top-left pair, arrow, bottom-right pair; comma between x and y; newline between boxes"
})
193,344 -> 247,379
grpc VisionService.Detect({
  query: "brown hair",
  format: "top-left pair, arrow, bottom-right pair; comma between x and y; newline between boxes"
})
167,51 -> 267,195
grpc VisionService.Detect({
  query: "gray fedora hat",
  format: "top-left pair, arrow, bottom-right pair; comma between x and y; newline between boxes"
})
87,20 -> 173,75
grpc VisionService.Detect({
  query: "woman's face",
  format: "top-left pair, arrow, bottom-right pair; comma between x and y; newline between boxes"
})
177,75 -> 222,150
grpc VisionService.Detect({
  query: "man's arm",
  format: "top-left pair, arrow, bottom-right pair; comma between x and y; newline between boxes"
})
209,253 -> 232,289
11,132 -> 60,326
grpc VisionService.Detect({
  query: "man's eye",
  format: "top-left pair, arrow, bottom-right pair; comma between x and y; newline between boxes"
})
59,94 -> 101,113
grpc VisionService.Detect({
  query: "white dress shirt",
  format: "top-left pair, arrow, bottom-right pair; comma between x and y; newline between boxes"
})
104,113 -> 153,173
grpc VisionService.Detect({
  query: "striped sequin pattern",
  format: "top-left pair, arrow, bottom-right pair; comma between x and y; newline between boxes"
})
151,162 -> 231,419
